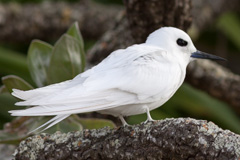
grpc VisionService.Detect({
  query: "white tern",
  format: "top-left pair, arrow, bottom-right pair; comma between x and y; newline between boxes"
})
9,27 -> 225,132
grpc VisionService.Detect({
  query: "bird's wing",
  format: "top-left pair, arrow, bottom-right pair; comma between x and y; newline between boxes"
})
10,44 -> 181,116
12,80 -> 72,100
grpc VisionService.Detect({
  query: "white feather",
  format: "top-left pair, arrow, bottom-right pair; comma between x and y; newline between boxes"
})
12,80 -> 71,100
28,114 -> 70,134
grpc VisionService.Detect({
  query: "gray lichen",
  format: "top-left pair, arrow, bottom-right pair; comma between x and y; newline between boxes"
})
14,118 -> 240,160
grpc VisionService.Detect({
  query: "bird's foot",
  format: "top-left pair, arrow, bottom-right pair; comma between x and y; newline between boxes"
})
144,118 -> 155,124
119,115 -> 129,126
143,105 -> 154,124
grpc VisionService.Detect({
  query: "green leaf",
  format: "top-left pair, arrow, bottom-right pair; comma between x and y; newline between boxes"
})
47,34 -> 83,84
0,115 -> 115,144
67,22 -> 85,72
2,75 -> 33,93
0,131 -> 28,144
0,93 -> 22,129
0,117 -> 31,144
28,40 -> 53,87
0,116 -> 82,144
28,116 -> 83,134
217,12 -> 240,51
0,46 -> 32,83
72,115 -> 116,129
45,117 -> 83,134
67,22 -> 84,51
0,85 -> 8,94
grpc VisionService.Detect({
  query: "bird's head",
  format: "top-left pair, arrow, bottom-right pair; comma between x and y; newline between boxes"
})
146,27 -> 226,63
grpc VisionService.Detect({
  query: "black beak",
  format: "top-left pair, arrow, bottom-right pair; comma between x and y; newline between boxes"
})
191,50 -> 226,61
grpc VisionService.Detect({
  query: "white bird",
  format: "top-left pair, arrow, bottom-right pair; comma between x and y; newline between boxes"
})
9,27 -> 225,133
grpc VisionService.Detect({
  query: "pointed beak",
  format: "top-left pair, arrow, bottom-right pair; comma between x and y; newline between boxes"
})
191,50 -> 226,61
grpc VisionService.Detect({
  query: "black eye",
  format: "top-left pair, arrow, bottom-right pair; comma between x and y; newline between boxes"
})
176,38 -> 188,47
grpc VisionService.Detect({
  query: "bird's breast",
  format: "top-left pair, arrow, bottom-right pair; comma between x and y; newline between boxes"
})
137,61 -> 185,96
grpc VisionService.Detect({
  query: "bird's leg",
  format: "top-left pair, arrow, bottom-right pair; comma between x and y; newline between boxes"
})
119,115 -> 129,126
143,105 -> 154,123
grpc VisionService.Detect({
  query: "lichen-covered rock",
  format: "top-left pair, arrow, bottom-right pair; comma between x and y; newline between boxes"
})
14,118 -> 240,160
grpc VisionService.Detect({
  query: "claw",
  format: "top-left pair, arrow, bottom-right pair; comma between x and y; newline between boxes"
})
119,115 -> 129,126
144,105 -> 154,122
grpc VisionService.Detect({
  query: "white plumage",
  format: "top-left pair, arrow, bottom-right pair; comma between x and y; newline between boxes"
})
9,27 -> 224,132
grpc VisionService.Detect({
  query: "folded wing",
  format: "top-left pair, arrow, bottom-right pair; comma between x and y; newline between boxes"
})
9,44 -> 178,132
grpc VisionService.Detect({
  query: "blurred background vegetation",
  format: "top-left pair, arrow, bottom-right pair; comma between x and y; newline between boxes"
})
0,0 -> 239,148
0,0 -> 123,4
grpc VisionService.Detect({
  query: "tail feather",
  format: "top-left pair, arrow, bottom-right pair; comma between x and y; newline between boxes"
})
12,89 -> 28,100
29,114 -> 70,134
9,101 -> 117,116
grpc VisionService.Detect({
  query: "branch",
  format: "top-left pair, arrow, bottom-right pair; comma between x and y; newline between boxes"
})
14,118 -> 240,159
87,13 -> 135,64
88,0 -> 192,64
186,60 -> 240,112
123,0 -> 192,44
0,1 -> 122,43
88,0 -> 240,63
0,0 -> 239,44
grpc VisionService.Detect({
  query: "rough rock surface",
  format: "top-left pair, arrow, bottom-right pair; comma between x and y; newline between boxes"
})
14,118 -> 240,160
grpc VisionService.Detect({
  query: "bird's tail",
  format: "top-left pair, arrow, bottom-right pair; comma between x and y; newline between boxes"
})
28,114 -> 70,134
10,83 -> 72,133
9,85 -> 130,133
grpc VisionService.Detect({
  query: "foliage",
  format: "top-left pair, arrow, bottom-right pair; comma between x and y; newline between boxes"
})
0,0 -> 123,4
0,22 -> 115,144
93,0 -> 123,5
0,115 -> 115,144
0,47 -> 32,83
0,0 -> 79,3
217,12 -> 240,51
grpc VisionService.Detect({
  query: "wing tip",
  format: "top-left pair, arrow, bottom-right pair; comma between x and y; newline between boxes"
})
11,89 -> 25,100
